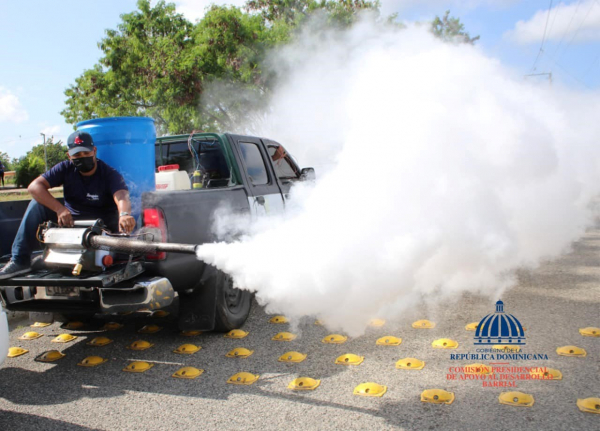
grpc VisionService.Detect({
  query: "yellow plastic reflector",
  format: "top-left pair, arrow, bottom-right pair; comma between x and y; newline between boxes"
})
376,336 -> 402,346
369,319 -> 385,327
278,351 -> 307,363
7,347 -> 28,358
354,382 -> 387,397
151,310 -> 170,318
87,337 -> 113,347
172,367 -> 204,379
464,364 -> 492,375
288,377 -> 320,391
227,372 -> 259,385
529,367 -> 562,380
78,356 -> 108,367
314,320 -> 323,326
322,334 -> 347,344
499,391 -> 535,407
127,340 -> 154,351
181,330 -> 202,337
412,320 -> 435,329
493,345 -> 520,352
52,333 -> 77,343
421,389 -> 455,405
173,344 -> 201,355
102,322 -> 123,331
556,345 -> 587,357
272,332 -> 297,341
35,350 -> 65,362
269,315 -> 288,324
138,324 -> 162,334
579,327 -> 600,337
224,329 -> 248,339
335,354 -> 364,365
465,322 -> 479,331
226,348 -> 254,358
577,397 -> 600,414
123,361 -> 154,373
432,338 -> 459,349
396,358 -> 425,370
63,321 -> 84,330
31,322 -> 51,328
19,331 -> 43,340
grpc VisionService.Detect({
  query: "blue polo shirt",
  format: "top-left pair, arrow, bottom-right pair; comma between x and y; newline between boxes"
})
42,159 -> 127,231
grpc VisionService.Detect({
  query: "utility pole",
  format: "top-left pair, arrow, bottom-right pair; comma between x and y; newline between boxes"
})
524,72 -> 552,86
40,133 -> 47,172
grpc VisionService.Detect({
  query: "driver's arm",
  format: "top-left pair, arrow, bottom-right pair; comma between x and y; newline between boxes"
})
113,189 -> 135,233
28,176 -> 73,227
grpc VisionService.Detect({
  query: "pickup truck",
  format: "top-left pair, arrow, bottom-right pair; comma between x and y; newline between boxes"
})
0,132 -> 315,331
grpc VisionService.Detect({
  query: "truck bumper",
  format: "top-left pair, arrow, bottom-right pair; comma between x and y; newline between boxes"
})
0,276 -> 175,314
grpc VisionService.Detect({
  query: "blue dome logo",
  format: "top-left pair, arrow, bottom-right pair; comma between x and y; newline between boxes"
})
474,300 -> 526,345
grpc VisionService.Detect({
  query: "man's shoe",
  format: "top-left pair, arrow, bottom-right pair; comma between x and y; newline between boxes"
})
0,260 -> 31,280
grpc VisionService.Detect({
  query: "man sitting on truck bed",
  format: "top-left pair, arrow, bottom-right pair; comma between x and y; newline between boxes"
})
0,131 -> 136,279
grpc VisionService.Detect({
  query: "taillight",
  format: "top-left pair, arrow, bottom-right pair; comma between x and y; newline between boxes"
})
143,208 -> 167,260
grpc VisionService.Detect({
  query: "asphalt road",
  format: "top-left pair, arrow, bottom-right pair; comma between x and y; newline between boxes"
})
0,228 -> 599,430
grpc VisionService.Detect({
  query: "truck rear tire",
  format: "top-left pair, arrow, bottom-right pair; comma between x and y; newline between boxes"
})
213,271 -> 252,332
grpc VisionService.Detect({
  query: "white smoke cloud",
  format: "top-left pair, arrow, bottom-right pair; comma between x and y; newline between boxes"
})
0,87 -> 28,123
196,19 -> 600,336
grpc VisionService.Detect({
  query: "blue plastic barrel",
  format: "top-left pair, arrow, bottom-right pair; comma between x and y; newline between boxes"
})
76,117 -> 156,220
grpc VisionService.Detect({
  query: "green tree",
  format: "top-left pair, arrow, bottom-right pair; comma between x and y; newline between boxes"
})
14,138 -> 68,187
0,151 -> 12,171
431,11 -> 479,44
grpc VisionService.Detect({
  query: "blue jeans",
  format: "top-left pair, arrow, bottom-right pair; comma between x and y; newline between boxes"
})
11,200 -> 57,265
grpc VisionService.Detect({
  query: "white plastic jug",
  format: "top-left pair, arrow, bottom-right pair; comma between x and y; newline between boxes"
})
155,165 -> 191,191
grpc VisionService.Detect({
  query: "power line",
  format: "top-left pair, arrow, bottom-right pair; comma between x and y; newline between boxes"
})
532,0 -> 554,72
549,0 -> 582,61
557,0 -> 597,62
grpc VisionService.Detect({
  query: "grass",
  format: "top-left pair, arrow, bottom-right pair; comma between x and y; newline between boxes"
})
0,189 -> 63,202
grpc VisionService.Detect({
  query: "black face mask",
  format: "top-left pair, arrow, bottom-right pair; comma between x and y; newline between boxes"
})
72,156 -> 96,173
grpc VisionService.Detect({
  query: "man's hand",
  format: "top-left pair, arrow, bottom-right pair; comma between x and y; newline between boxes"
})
56,206 -> 74,227
119,215 -> 136,234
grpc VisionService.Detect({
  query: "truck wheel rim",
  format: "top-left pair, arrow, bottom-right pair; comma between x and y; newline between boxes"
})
224,276 -> 243,312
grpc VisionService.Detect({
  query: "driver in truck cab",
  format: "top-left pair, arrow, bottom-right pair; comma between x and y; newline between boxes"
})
0,131 -> 136,280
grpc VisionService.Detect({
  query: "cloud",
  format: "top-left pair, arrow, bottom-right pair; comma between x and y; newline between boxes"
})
0,87 -> 28,123
506,0 -> 600,44
380,0 -> 518,15
174,0 -> 247,22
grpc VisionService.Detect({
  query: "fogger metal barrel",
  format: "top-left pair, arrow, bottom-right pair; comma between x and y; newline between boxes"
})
88,235 -> 198,255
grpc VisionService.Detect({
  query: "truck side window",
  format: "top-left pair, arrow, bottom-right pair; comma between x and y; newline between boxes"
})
268,145 -> 299,180
240,143 -> 268,185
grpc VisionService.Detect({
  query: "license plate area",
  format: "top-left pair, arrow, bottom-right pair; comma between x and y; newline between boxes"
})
46,286 -> 80,297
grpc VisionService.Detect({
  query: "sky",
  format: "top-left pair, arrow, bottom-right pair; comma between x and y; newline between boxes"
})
0,0 -> 598,160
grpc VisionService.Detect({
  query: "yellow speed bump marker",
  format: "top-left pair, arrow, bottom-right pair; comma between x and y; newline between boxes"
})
63,321 -> 84,330
376,336 -> 402,346
493,345 -> 520,352
396,358 -> 425,370
224,329 -> 248,339
151,310 -> 170,318
19,331 -> 43,340
529,367 -> 562,380
465,322 -> 479,331
78,356 -> 108,367
577,397 -> 600,414
579,327 -> 600,337
138,324 -> 162,334
35,350 -> 65,362
269,315 -> 288,324
432,338 -> 458,349
288,377 -> 320,391
52,333 -> 77,343
31,322 -> 51,328
322,334 -> 347,344
123,361 -> 154,373
369,319 -> 385,327
272,332 -> 296,342
335,354 -> 364,366
499,391 -> 535,407
412,320 -> 435,329
556,345 -> 587,357
464,364 -> 492,375
7,347 -> 28,358
173,344 -> 201,355
314,320 -> 323,326
172,367 -> 204,379
227,372 -> 259,385
278,351 -> 307,363
354,382 -> 387,397
181,330 -> 202,337
127,340 -> 153,351
226,348 -> 254,358
87,337 -> 113,347
102,322 -> 124,331
421,389 -> 455,405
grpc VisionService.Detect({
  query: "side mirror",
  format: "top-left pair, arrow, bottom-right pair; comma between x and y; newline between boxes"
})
300,167 -> 315,181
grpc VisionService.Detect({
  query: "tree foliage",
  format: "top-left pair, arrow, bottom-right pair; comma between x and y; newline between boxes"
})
0,151 -> 12,171
14,138 -> 68,187
431,10 -> 479,45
